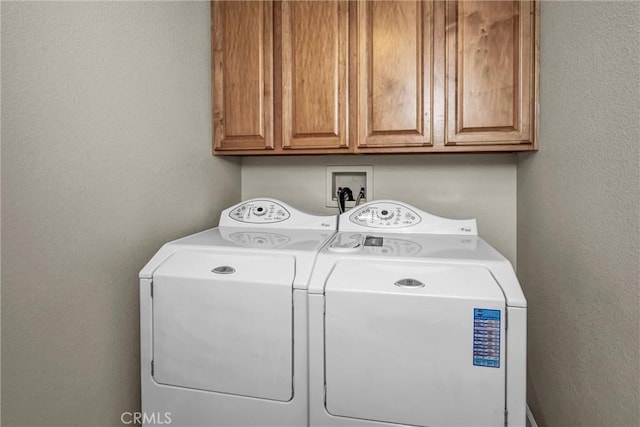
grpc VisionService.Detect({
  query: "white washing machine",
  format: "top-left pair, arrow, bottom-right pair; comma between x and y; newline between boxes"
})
307,200 -> 527,427
139,198 -> 337,426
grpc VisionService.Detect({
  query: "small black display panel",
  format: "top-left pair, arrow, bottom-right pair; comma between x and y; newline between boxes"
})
364,236 -> 384,247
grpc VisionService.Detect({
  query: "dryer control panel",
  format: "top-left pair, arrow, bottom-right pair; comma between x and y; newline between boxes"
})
228,200 -> 291,224
220,198 -> 338,230
349,202 -> 422,228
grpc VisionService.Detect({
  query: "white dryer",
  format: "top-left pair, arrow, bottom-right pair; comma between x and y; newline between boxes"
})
139,198 -> 337,426
307,200 -> 527,427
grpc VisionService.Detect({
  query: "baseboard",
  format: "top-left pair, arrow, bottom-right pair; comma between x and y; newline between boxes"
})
526,405 -> 538,427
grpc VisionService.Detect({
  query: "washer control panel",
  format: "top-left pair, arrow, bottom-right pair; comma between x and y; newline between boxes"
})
349,202 -> 422,229
228,200 -> 291,224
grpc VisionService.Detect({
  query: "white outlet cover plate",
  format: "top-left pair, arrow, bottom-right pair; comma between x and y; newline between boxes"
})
325,166 -> 374,208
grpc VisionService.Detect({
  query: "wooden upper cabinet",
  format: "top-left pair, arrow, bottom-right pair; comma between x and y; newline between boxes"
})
211,0 -> 538,155
357,0 -> 433,149
445,0 -> 536,147
281,0 -> 349,150
212,1 -> 273,151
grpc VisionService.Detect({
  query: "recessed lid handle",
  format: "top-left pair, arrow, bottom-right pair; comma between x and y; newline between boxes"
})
394,278 -> 425,288
212,266 -> 236,274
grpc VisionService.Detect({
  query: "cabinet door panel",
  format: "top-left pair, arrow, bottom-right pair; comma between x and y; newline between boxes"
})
282,0 -> 348,149
446,0 -> 533,145
212,1 -> 273,151
358,0 -> 433,148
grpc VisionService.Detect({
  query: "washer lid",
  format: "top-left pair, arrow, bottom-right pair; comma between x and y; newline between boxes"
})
152,250 -> 295,401
324,260 -> 506,426
325,259 -> 505,300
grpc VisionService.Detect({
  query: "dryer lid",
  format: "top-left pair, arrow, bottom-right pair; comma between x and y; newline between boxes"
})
152,250 -> 295,401
153,249 -> 293,285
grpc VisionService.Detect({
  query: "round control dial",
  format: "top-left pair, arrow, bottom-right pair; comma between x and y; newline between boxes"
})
377,209 -> 394,221
253,206 -> 267,216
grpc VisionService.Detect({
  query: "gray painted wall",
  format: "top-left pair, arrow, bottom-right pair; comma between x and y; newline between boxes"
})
518,2 -> 640,426
242,155 -> 518,266
1,2 -> 240,425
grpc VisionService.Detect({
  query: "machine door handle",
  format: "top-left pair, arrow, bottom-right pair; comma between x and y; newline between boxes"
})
394,278 -> 425,288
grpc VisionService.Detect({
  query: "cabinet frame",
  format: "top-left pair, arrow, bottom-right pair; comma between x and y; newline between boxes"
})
211,0 -> 539,155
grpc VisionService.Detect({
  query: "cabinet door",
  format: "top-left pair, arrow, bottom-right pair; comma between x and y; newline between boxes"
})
357,1 -> 433,149
446,0 -> 535,146
212,1 -> 273,151
281,0 -> 349,150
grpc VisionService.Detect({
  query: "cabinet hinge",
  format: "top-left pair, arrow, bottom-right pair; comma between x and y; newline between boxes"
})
504,409 -> 508,426
150,282 -> 153,298
505,310 -> 508,330
324,384 -> 327,404
151,360 -> 154,376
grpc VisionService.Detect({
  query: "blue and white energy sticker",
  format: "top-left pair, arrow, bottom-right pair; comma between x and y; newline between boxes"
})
473,308 -> 501,368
